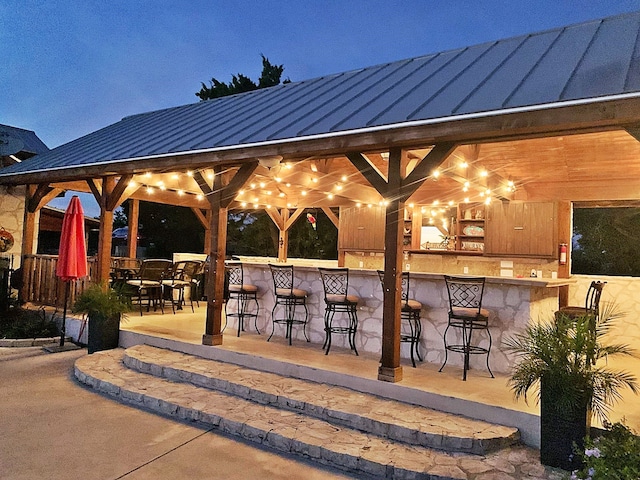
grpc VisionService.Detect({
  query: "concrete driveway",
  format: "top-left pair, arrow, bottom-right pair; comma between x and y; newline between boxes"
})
0,347 -> 356,480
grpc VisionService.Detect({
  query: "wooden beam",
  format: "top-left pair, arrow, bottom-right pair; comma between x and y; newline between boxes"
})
266,208 -> 284,231
106,174 -> 133,211
87,179 -> 101,202
191,207 -> 208,229
284,208 -> 305,230
402,142 -> 457,200
221,161 -> 259,208
321,207 -> 339,228
96,177 -> 115,283
346,152 -> 388,194
27,184 -> 62,212
127,199 -> 139,259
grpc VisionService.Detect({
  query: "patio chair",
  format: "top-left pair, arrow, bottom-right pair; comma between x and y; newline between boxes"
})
318,267 -> 360,355
162,260 -> 202,313
268,264 -> 309,345
439,275 -> 493,381
126,259 -> 173,315
377,270 -> 423,367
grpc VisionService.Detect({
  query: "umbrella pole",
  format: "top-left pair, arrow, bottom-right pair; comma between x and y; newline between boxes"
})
60,282 -> 69,347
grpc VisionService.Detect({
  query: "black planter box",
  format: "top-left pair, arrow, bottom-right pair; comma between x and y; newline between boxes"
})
87,314 -> 120,354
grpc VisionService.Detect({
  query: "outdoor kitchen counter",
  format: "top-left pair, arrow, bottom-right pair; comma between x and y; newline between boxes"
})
234,258 -> 572,374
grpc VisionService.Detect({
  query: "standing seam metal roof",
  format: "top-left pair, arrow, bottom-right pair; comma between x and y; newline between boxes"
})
2,11 -> 639,178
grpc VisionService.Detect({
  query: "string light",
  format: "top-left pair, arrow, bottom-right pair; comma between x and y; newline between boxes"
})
196,194 -> 204,201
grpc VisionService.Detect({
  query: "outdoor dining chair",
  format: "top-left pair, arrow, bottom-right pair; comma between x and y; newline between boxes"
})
377,270 -> 423,367
439,275 -> 494,381
268,264 -> 309,345
125,259 -> 173,316
318,267 -> 360,355
161,260 -> 202,313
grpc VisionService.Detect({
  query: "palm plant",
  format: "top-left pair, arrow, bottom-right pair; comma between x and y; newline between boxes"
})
504,302 -> 638,470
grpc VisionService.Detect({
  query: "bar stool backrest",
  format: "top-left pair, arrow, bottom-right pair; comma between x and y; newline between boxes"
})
585,281 -> 606,315
269,264 -> 294,295
319,267 -> 349,302
139,259 -> 173,281
444,275 -> 486,316
376,270 -> 411,307
226,262 -> 244,287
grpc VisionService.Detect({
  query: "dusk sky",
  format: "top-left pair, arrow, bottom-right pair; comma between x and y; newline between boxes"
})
2,1 -> 639,215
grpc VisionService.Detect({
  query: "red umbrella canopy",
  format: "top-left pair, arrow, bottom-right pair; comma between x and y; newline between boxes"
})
56,195 -> 88,282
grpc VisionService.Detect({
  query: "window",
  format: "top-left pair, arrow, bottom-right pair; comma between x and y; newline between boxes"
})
572,205 -> 640,276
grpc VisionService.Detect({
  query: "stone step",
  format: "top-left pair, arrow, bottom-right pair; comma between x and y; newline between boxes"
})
74,349 -> 561,480
122,344 -> 519,455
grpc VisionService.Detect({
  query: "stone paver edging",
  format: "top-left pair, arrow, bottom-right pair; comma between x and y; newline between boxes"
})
75,349 -> 564,480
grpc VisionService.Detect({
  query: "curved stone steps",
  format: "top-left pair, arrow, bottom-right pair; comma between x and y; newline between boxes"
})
74,349 -> 563,480
122,344 -> 519,455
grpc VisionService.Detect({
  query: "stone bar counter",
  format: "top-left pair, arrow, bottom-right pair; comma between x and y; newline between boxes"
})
233,257 -> 573,375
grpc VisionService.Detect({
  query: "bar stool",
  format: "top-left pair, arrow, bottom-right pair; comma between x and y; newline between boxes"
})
439,275 -> 494,381
268,264 -> 309,345
555,280 -> 606,321
318,267 -> 359,355
224,262 -> 259,337
377,270 -> 423,367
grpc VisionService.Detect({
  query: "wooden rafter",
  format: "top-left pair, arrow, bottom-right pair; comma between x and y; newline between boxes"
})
27,184 -> 63,212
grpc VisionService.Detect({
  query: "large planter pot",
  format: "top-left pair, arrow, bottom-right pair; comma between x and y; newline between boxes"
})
540,379 -> 590,471
87,313 -> 120,354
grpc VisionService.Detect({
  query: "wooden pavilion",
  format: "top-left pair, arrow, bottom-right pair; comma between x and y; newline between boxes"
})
1,12 -> 640,382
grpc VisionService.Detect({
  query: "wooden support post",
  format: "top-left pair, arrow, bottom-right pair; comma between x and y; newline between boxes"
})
95,177 -> 115,284
127,199 -> 139,259
557,200 -> 572,308
378,147 -> 404,383
198,162 -> 258,346
278,208 -> 289,262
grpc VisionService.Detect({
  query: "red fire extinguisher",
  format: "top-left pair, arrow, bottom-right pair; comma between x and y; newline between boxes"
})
559,243 -> 567,265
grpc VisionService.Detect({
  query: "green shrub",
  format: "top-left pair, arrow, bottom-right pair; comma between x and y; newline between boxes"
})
0,307 -> 59,339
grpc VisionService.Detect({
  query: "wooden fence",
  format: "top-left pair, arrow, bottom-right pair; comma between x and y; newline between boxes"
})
20,255 -> 97,308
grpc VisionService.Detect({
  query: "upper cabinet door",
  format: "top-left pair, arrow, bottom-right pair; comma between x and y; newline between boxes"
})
485,202 -> 557,257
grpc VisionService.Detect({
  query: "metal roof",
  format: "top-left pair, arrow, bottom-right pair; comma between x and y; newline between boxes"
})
2,11 -> 640,180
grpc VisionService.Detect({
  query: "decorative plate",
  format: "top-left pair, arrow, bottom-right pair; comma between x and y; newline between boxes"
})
0,228 -> 14,252
462,225 -> 484,236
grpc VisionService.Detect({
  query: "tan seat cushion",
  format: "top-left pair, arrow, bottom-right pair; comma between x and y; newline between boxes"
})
229,284 -> 258,293
275,287 -> 307,298
402,299 -> 422,311
451,307 -> 489,319
325,294 -> 359,304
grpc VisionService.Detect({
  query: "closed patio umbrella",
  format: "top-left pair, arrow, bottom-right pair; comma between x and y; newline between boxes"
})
55,195 -> 87,347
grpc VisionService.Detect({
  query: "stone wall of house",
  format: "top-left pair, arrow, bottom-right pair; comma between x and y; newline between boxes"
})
0,185 -> 25,269
237,263 -> 559,375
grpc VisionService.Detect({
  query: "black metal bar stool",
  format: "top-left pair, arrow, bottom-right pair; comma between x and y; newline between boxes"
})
377,270 -> 423,367
268,264 -> 309,345
555,280 -> 606,320
439,275 -> 493,381
224,262 -> 259,337
318,267 -> 360,355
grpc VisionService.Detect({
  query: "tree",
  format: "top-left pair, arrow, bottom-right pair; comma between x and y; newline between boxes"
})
196,54 -> 289,100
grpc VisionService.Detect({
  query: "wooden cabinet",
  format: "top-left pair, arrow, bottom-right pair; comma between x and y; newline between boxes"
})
338,206 -> 385,251
456,203 -> 486,253
485,201 -> 557,257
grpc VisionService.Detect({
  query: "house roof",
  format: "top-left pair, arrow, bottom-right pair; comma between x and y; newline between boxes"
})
0,124 -> 50,166
1,11 -> 640,184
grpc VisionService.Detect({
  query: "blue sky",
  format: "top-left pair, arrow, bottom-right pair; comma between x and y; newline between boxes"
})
2,0 -> 639,216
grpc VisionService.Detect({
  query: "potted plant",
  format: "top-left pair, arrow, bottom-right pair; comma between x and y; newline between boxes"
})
503,303 -> 638,471
73,283 -> 132,354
